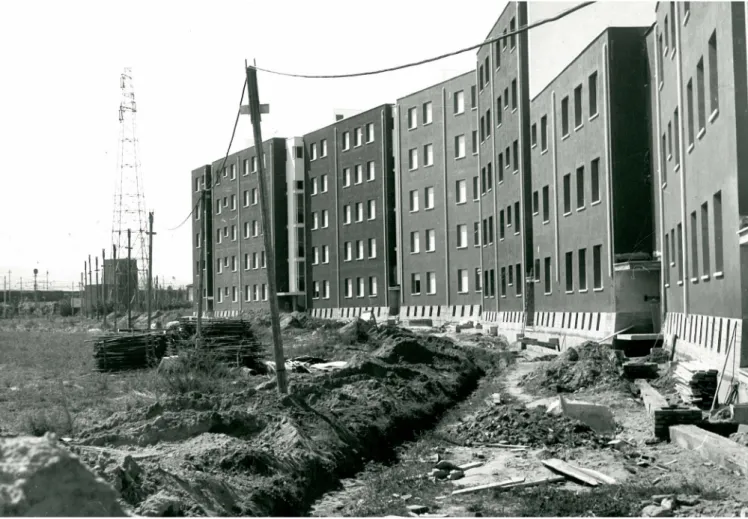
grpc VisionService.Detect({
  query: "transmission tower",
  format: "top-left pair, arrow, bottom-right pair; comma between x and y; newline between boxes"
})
111,67 -> 149,310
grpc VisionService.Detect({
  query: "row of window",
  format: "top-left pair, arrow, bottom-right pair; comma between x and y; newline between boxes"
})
343,277 -> 379,299
309,139 -> 328,161
214,251 -> 267,274
561,246 -> 604,294
408,187 -> 435,212
339,123 -> 377,151
478,16 -> 516,91
342,239 -> 378,261
310,210 -> 330,229
663,190 -> 724,286
311,280 -> 331,300
479,79 -> 518,142
341,200 -> 377,224
216,284 -> 268,304
561,159 -> 602,215
192,155 -> 269,192
657,2 -> 692,82
406,86 -> 478,132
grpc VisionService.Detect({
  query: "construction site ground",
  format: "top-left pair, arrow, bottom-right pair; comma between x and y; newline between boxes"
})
3,316 -> 748,516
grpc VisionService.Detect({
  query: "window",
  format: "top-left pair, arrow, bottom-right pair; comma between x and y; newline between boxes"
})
664,15 -> 669,51
472,177 -> 479,201
411,273 -> 422,295
312,281 -> 320,299
505,146 -> 510,170
456,179 -> 467,203
677,223 -> 684,283
323,280 -> 330,299
366,123 -> 375,143
500,267 -> 507,297
475,268 -> 482,291
426,272 -> 436,295
670,3 -> 676,50
514,203 -> 520,234
344,241 -> 352,261
471,131 -> 478,154
425,186 -> 435,209
409,148 -> 418,170
508,265 -> 513,287
343,168 -> 351,187
511,79 -> 517,110
251,156 -> 258,172
311,177 -> 318,195
708,32 -> 719,116
661,133 -> 668,182
534,259 -> 540,283
479,65 -> 484,90
544,257 -> 552,294
455,135 -> 466,158
502,28 -> 507,50
369,276 -> 378,297
512,140 -> 518,172
541,115 -> 548,151
312,212 -> 319,230
408,107 -> 417,129
322,245 -> 329,263
311,143 -> 318,160
195,231 -> 201,248
423,102 -> 433,125
243,222 -> 250,239
690,210 -> 699,280
687,79 -> 695,146
674,108 -> 680,167
657,33 -> 664,82
487,163 -> 493,191
565,252 -> 574,292
216,202 -> 222,215
313,247 -> 319,265
484,56 -> 490,86
532,191 -> 539,215
471,85 -> 476,109
561,96 -> 569,136
664,233 -> 671,285
699,202 -> 710,277
217,288 -> 223,303
668,120 -> 673,156
345,278 -> 353,298
321,139 -> 328,157
344,205 -> 351,224
365,199 -> 375,220
351,127 -> 361,147
355,202 -> 363,222
368,238 -> 377,258
261,251 -> 266,268
574,85 -> 583,128
516,264 -> 523,295
457,269 -> 468,293
243,190 -> 249,207
410,190 -> 419,211
410,231 -> 420,253
454,90 -> 465,114
697,57 -> 706,132
355,164 -> 363,184
356,240 -> 364,260
342,131 -> 350,150
482,218 -> 488,244
507,205 -> 512,227
474,221 -> 481,246
579,248 -> 587,291
319,175 -> 327,192
230,165 -> 236,180
496,96 -> 502,125
367,161 -> 375,181
424,144 -> 434,166
232,255 -> 237,271
593,244 -> 603,289
531,124 -> 537,147
322,209 -> 329,228
563,174 -> 571,214
252,252 -> 258,269
480,115 -> 485,142
498,153 -> 504,182
591,158 -> 600,203
486,109 -> 491,136
252,220 -> 260,237
504,88 -> 509,108
426,229 -> 436,252
576,166 -> 585,209
510,17 -> 516,48
252,285 -> 258,301
714,191 -> 723,273
457,224 -> 467,248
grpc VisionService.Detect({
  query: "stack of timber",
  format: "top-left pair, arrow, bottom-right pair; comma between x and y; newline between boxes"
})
91,332 -> 168,372
674,362 -> 718,409
170,318 -> 264,368
653,405 -> 703,439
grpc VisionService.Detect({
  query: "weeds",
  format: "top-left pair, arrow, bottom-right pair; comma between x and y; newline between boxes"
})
155,345 -> 240,395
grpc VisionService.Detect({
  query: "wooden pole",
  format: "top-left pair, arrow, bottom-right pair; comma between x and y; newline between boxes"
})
95,257 -> 100,317
127,229 -> 132,330
113,245 -> 118,326
147,212 -> 155,330
245,61 -> 287,394
102,248 -> 107,322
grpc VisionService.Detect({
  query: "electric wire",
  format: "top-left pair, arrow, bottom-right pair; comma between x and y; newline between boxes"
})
168,79 -> 248,231
253,2 -> 595,79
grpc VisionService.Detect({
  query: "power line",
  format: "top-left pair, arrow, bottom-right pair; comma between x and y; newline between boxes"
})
168,79 -> 248,231
254,2 -> 595,80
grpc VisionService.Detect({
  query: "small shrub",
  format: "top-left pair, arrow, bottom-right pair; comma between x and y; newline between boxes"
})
156,345 -> 238,395
21,408 -> 73,437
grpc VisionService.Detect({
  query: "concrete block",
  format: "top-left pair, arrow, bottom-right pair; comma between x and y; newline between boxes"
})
635,380 -> 668,417
559,395 -> 616,435
670,424 -> 748,475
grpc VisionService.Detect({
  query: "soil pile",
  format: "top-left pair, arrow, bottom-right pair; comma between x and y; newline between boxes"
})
449,404 -> 609,448
67,329 -> 485,517
520,342 -> 623,394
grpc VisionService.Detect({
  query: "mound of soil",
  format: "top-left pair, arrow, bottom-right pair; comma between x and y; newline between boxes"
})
449,404 -> 609,448
67,331 -> 485,517
520,342 -> 624,394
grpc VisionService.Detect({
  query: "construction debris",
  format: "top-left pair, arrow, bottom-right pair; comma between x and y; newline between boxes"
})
541,458 -> 601,486
653,407 -> 703,440
622,361 -> 660,379
673,362 -> 718,410
90,332 -> 167,372
169,318 -> 264,369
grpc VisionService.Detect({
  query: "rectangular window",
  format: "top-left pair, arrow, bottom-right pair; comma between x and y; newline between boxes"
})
687,79 -> 695,146
321,139 -> 327,157
664,233 -> 671,285
593,244 -> 603,289
481,167 -> 486,194
482,218 -> 488,245
323,280 -> 330,299
499,210 -> 505,239
366,122 -> 375,143
368,238 -> 377,258
454,90 -> 465,114
410,231 -> 420,254
425,272 -> 436,295
709,31 -> 719,115
424,144 -> 434,166
475,268 -> 482,291
677,223 -> 684,282
195,232 -> 201,248
321,174 -> 328,192
410,190 -> 419,211
498,153 -> 504,182
355,164 -> 363,184
565,252 -> 574,292
664,15 -> 669,51
355,202 -> 363,222
500,267 -> 507,297
344,241 -> 352,261
486,109 -> 491,136
512,140 -> 519,172
313,247 -> 319,265
474,221 -> 481,246
243,190 -> 249,207
311,143 -> 318,160
674,108 -> 681,167
231,195 -> 237,210
423,102 -> 433,124
563,173 -> 571,214
516,264 -> 523,295
408,107 -> 417,129
691,210 -> 699,280
366,161 -> 376,182
368,199 -> 376,220
311,177 -> 318,195
531,124 -> 537,147
507,206 -> 512,227
409,148 -> 418,170
312,212 -> 319,230
252,252 -> 258,269
661,134 -> 668,182
544,257 -> 552,294
505,146 -> 510,169
343,167 -> 351,187
574,84 -> 583,127
471,131 -> 478,154
411,273 -> 421,295
579,248 -> 587,291
457,224 -> 467,248
576,166 -> 585,209
488,216 -> 494,243
508,265 -> 513,287
455,135 -> 466,158
342,131 -> 350,150
344,205 -> 351,224
496,96 -> 503,125
561,96 -> 569,136
457,269 -> 468,293
510,17 -> 516,48
504,87 -> 509,109
312,281 -> 320,299
589,72 -> 598,117
356,240 -> 364,260
697,57 -> 706,132
426,229 -> 436,252
511,79 -> 517,110
345,278 -> 353,298
591,158 -> 600,203
473,176 -> 479,200
471,85 -> 476,109
658,34 -> 664,82
514,202 -> 520,234
456,179 -> 467,203
322,209 -> 329,228
701,202 -> 710,276
486,162 -> 493,191
533,191 -> 539,215
714,191 -> 723,273
425,186 -> 435,209
322,245 -> 329,263
369,276 -> 378,297
541,115 -> 548,151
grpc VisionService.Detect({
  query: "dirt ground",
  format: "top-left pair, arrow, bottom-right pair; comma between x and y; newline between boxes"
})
311,336 -> 748,518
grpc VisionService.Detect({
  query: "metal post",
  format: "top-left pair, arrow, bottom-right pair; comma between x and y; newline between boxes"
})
147,212 -> 155,330
245,61 -> 287,394
102,248 -> 107,320
113,245 -> 118,326
127,229 -> 132,330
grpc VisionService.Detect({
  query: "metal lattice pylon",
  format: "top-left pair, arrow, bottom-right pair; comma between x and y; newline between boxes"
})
111,67 -> 149,308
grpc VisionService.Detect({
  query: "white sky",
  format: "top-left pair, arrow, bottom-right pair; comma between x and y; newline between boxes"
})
0,0 -> 654,291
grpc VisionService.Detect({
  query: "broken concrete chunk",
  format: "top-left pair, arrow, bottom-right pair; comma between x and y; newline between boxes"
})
660,498 -> 675,511
406,504 -> 429,514
559,395 -> 616,435
138,491 -> 182,517
641,505 -> 674,517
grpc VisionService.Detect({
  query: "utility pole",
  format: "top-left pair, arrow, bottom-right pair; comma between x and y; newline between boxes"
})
80,274 -> 84,317
46,270 -> 49,291
33,269 -> 38,304
147,211 -> 155,330
113,245 -> 118,325
3,276 -> 6,319
6,270 -> 10,317
245,61 -> 287,394
102,248 -> 107,321
95,257 -> 100,318
127,229 -> 132,330
197,189 -> 207,339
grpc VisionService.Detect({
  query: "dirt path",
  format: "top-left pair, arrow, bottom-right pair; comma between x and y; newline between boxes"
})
310,347 -> 748,517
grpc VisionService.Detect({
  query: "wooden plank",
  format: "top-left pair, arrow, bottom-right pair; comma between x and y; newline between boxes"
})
575,466 -> 616,485
458,461 -> 484,471
541,459 -> 600,486
636,380 -> 669,417
669,425 -> 748,475
451,476 -> 526,496
499,476 -> 565,490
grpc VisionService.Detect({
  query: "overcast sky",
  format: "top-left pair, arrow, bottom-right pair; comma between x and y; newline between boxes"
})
0,0 -> 654,291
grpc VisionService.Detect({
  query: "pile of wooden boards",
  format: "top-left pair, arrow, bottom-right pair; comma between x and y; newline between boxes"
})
673,362 -> 718,409
91,332 -> 168,372
168,318 -> 264,369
